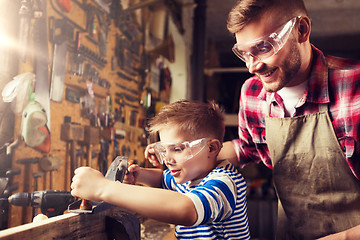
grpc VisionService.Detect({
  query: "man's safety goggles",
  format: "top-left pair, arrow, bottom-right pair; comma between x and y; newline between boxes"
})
232,16 -> 299,63
153,138 -> 209,165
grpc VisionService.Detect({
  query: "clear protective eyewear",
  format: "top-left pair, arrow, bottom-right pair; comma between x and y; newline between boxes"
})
153,138 -> 209,165
232,16 -> 300,63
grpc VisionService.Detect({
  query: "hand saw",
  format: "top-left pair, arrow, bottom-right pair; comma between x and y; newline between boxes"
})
49,17 -> 73,102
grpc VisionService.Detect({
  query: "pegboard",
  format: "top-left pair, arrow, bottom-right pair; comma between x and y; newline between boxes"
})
9,0 -> 155,227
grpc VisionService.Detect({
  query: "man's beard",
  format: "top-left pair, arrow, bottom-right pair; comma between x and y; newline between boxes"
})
261,39 -> 302,92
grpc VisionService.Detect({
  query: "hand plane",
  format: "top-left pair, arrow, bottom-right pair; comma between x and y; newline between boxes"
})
68,156 -> 128,214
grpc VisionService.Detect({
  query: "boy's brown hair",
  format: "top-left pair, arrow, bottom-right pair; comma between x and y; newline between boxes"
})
227,0 -> 308,34
148,100 -> 225,143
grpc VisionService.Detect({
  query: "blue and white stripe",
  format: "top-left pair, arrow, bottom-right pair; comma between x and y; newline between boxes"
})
162,160 -> 250,239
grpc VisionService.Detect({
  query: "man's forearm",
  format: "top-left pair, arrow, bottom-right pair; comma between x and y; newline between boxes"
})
218,141 -> 239,167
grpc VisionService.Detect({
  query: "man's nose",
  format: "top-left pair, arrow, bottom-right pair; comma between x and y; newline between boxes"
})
246,56 -> 262,74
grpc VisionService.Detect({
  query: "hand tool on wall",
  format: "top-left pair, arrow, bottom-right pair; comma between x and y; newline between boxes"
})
60,123 -> 84,180
115,83 -> 140,95
18,0 -> 33,62
76,148 -> 85,168
39,155 -> 62,190
49,17 -> 73,102
68,156 -> 128,214
65,87 -> 81,103
116,71 -> 138,83
17,158 -> 40,194
0,139 -> 19,156
93,6 -> 109,57
32,172 -> 44,218
16,157 -> 40,224
0,169 -> 21,214
0,169 -> 21,216
8,190 -> 76,218
113,139 -> 120,159
75,44 -> 108,68
70,31 -> 84,77
50,0 -> 87,32
3,184 -> 19,197
98,140 -> 109,175
5,169 -> 21,180
81,126 -> 100,168
56,0 -> 71,12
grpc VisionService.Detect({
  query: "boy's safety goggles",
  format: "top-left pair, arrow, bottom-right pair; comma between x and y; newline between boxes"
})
153,138 -> 209,165
232,16 -> 299,63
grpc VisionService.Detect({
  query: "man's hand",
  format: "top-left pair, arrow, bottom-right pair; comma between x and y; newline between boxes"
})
316,224 -> 360,240
145,142 -> 161,167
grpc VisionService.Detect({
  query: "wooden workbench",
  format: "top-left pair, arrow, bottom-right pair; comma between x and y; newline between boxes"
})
0,206 -> 140,240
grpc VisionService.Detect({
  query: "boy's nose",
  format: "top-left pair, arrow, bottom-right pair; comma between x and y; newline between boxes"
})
164,156 -> 176,165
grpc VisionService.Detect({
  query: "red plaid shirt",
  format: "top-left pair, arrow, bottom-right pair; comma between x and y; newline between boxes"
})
232,45 -> 360,179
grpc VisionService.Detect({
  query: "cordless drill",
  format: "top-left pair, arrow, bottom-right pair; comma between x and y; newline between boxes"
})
8,190 -> 76,217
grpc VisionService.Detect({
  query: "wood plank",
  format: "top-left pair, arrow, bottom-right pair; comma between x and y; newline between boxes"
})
0,207 -> 140,240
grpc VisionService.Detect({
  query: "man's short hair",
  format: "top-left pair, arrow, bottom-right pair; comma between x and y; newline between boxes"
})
227,0 -> 308,34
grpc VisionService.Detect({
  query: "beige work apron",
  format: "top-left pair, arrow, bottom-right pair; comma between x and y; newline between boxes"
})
265,103 -> 360,239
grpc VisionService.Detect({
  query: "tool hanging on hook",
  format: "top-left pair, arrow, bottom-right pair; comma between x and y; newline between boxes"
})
18,0 -> 33,62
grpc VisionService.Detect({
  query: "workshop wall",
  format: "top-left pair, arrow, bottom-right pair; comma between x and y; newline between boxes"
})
6,0 -> 177,227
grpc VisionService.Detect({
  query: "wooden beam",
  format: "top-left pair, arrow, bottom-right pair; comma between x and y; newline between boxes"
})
0,207 -> 140,240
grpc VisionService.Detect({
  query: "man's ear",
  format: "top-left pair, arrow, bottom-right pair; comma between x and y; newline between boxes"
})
208,139 -> 222,157
298,16 -> 311,43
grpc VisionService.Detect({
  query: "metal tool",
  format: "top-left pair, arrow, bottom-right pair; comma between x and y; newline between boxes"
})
98,140 -> 110,175
49,17 -> 73,102
60,123 -> 84,180
8,190 -> 76,218
18,0 -> 33,62
68,156 -> 128,214
32,172 -> 44,217
81,126 -> 100,167
39,155 -> 62,190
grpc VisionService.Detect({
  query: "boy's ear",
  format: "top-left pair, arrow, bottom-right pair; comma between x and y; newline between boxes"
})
208,139 -> 222,157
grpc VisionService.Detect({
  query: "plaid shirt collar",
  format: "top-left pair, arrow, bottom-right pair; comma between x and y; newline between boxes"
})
257,45 -> 330,105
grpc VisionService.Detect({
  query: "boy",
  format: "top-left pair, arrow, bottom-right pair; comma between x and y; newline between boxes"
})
71,100 -> 250,239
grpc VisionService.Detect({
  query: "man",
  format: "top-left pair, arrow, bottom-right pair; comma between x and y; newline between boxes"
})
221,0 -> 360,239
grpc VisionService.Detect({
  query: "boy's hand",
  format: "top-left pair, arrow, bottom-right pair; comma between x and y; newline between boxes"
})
145,142 -> 161,167
123,164 -> 141,185
70,167 -> 109,202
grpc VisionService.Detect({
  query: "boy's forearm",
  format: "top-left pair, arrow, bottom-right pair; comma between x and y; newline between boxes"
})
136,167 -> 163,187
100,180 -> 198,226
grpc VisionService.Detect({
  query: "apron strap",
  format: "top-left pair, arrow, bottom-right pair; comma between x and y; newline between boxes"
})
318,103 -> 328,112
266,93 -> 275,117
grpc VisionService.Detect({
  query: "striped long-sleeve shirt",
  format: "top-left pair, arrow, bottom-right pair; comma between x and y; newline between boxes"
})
232,45 -> 360,179
162,160 -> 250,240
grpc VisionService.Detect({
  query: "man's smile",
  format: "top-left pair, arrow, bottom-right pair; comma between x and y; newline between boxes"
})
257,67 -> 278,78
